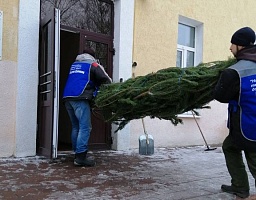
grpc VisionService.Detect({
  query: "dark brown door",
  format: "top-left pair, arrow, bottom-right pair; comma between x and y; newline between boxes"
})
81,31 -> 113,149
37,8 -> 60,158
57,27 -> 113,151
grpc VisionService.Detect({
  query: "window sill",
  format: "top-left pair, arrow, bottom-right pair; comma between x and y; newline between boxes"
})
178,114 -> 201,118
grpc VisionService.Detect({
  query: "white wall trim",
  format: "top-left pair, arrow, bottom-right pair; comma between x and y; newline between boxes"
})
112,0 -> 135,150
15,0 -> 40,157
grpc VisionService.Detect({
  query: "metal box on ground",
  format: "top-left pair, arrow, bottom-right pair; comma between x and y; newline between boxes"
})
139,134 -> 154,155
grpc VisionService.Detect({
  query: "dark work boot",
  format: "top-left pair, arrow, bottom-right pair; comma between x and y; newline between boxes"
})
74,151 -> 96,167
221,185 -> 249,199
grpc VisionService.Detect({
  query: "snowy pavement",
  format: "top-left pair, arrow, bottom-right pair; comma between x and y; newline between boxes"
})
0,146 -> 256,200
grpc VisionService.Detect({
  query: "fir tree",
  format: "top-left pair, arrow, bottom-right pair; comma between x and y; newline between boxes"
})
94,59 -> 236,131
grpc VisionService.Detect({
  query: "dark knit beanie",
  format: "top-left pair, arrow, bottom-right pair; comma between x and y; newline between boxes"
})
231,27 -> 255,46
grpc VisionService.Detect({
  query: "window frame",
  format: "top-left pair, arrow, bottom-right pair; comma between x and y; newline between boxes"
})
176,16 -> 203,117
177,44 -> 196,68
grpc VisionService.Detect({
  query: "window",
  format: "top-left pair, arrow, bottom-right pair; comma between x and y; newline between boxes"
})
176,16 -> 203,116
176,23 -> 195,67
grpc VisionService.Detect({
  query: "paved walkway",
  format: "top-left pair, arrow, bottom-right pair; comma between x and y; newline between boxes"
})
0,146 -> 256,200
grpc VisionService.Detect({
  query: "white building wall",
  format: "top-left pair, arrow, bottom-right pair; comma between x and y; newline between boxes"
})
0,60 -> 16,157
10,0 -> 230,156
15,0 -> 40,157
130,101 -> 228,149
112,0 -> 135,150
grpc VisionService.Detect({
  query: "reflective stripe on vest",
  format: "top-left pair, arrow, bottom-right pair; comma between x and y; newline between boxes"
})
229,60 -> 256,141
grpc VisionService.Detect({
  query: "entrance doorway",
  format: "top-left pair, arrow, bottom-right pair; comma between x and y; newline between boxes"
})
37,2 -> 114,158
58,27 -> 113,152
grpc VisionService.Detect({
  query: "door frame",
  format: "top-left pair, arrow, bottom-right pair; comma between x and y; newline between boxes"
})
59,25 -> 113,150
52,9 -> 60,158
38,6 -> 115,158
37,8 -> 60,158
38,22 -> 114,157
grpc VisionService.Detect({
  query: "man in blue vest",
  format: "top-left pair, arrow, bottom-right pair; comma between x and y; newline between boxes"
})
63,48 -> 112,167
214,27 -> 256,198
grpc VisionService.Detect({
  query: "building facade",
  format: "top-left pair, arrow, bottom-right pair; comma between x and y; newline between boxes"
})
0,0 -> 255,157
130,0 -> 256,148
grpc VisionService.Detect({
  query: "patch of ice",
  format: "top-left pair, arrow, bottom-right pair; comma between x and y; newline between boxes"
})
97,173 -> 109,179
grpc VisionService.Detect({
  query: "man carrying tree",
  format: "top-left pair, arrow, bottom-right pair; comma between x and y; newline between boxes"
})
63,48 -> 112,167
213,27 -> 256,199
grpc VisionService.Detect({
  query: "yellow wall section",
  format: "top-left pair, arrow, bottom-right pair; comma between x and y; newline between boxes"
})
0,0 -> 18,157
133,0 -> 256,76
0,0 -> 19,61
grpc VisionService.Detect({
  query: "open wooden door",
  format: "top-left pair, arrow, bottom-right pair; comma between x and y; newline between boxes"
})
80,31 -> 113,149
37,8 -> 60,158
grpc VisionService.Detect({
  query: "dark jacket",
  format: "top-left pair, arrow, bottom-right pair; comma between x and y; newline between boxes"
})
213,45 -> 256,151
63,53 -> 112,101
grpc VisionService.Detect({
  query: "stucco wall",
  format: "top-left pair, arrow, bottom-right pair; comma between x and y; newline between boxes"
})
15,0 -> 40,157
112,0 -> 135,150
0,0 -> 40,157
0,61 -> 16,156
130,0 -> 256,149
0,0 -> 19,157
0,0 -> 254,156
130,101 -> 228,148
0,0 -> 19,61
133,0 -> 256,75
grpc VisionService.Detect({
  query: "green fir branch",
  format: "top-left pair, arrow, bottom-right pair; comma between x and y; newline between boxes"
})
94,58 -> 236,132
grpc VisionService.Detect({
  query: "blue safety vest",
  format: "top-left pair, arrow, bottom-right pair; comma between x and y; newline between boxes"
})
229,60 -> 256,141
63,61 -> 92,98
